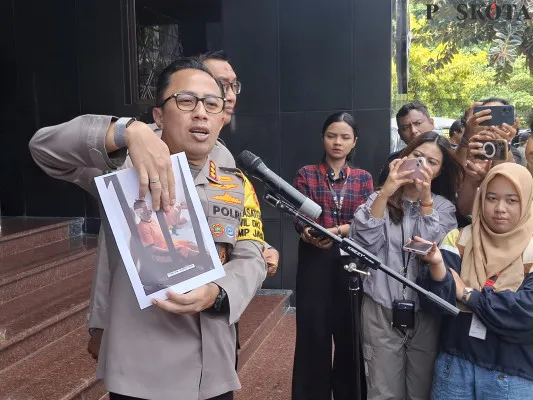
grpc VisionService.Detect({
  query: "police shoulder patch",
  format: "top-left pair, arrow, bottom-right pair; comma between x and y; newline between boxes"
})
237,173 -> 265,243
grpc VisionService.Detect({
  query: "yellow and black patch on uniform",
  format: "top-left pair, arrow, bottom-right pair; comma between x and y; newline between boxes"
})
209,160 -> 217,181
235,172 -> 265,243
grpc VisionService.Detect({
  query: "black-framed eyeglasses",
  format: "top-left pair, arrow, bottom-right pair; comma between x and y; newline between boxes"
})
222,81 -> 242,95
159,93 -> 226,114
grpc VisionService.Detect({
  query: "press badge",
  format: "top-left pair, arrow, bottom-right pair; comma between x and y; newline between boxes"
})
469,314 -> 487,340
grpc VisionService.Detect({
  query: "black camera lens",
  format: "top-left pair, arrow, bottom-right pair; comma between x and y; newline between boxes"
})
483,142 -> 496,158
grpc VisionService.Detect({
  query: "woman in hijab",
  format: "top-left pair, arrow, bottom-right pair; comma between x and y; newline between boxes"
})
416,163 -> 533,399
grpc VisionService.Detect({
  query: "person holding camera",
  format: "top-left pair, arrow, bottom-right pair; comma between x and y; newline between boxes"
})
350,131 -> 462,400
291,112 -> 373,400
416,163 -> 533,399
456,98 -> 519,219
455,98 -> 519,167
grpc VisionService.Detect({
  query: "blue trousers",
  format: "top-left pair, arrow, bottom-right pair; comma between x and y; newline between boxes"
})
432,352 -> 533,400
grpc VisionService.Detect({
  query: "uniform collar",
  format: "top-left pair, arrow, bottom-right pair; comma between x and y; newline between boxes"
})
193,156 -> 213,186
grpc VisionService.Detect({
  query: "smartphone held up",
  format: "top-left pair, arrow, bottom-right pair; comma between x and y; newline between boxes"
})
402,239 -> 433,256
473,105 -> 515,127
398,157 -> 426,180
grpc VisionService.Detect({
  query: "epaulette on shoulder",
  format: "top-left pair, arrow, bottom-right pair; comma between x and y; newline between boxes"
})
219,166 -> 241,175
219,166 -> 245,182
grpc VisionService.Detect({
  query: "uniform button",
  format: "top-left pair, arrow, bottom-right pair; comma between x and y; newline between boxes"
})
498,375 -> 505,380
445,364 -> 450,371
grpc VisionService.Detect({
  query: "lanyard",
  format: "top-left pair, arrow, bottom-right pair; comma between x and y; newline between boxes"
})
319,164 -> 351,225
484,273 -> 500,287
400,222 -> 412,299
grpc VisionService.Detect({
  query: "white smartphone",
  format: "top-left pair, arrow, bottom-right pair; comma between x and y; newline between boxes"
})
402,239 -> 432,256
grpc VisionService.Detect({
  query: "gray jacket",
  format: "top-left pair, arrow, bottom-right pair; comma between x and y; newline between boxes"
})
350,191 -> 457,311
29,115 -> 267,399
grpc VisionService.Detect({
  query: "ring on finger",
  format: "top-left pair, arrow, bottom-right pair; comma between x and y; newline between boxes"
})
150,178 -> 160,184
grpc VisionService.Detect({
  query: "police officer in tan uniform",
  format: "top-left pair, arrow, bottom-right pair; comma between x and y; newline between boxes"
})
29,57 -> 267,400
84,50 -> 279,363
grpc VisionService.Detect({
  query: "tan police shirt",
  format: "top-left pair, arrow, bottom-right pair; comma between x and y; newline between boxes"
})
29,115 -> 267,399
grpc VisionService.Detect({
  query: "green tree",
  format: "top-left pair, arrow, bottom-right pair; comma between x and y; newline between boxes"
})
472,54 -> 533,121
410,0 -> 533,81
408,42 -> 492,118
392,10 -> 533,124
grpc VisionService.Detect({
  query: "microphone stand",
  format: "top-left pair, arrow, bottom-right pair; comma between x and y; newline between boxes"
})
263,192 -> 459,400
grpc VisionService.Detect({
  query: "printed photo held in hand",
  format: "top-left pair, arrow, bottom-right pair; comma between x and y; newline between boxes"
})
95,152 -> 225,308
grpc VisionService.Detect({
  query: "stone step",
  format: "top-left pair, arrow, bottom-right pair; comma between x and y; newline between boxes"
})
236,312 -> 296,400
0,236 -> 97,304
0,268 -> 94,371
0,217 -> 84,258
71,380 -> 107,400
237,290 -> 291,372
0,326 -> 100,400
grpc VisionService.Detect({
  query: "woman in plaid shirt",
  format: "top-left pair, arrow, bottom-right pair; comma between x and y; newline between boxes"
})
291,112 -> 374,400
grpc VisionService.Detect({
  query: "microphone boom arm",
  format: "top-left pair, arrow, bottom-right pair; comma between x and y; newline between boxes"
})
263,192 -> 459,317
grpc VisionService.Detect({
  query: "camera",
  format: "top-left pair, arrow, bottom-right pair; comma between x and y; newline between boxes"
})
475,139 -> 508,161
392,299 -> 415,329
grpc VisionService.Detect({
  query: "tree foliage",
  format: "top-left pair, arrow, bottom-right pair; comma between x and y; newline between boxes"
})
410,0 -> 533,81
392,7 -> 533,123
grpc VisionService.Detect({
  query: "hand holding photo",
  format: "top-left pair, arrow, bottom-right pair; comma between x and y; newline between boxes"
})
94,153 -> 225,309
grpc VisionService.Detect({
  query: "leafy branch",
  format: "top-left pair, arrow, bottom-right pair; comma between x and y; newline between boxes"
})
409,0 -> 533,81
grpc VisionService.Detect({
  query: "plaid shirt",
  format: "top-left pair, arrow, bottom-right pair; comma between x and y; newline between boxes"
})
292,163 -> 374,233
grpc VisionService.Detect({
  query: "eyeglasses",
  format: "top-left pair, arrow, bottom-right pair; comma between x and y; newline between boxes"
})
159,93 -> 226,114
222,81 -> 242,95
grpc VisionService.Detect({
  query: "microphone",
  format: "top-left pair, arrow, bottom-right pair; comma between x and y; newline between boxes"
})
236,150 -> 322,219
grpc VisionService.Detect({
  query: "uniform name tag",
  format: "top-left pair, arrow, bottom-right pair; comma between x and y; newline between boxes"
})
469,313 -> 487,340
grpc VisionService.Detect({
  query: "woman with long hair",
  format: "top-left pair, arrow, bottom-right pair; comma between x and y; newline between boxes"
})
292,112 -> 374,400
417,163 -> 533,399
351,131 -> 463,399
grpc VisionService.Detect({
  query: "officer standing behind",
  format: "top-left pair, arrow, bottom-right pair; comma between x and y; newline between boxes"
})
200,50 -> 279,276
29,57 -> 267,400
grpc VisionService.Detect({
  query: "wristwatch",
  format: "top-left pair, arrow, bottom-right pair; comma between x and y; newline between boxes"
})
114,117 -> 136,148
462,287 -> 474,303
212,285 -> 227,312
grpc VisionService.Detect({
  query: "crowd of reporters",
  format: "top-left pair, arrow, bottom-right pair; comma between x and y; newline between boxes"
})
293,100 -> 533,400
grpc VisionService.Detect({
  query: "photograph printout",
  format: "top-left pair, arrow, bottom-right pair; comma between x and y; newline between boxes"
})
94,152 -> 225,309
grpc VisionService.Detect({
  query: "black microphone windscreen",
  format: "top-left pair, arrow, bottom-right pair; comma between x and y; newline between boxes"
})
236,150 -> 261,171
